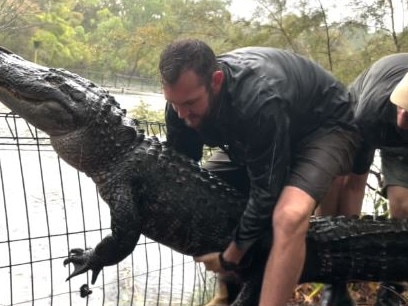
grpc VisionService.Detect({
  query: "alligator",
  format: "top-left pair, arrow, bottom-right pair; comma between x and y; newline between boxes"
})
1,47 -> 408,305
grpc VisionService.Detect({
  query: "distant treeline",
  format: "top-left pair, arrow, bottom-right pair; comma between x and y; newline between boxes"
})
1,0 -> 408,85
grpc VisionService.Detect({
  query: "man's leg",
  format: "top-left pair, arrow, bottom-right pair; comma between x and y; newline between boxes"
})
337,172 -> 369,215
259,186 -> 315,306
387,185 -> 408,217
260,128 -> 359,306
374,149 -> 408,306
316,172 -> 368,217
314,176 -> 345,216
316,173 -> 368,306
381,148 -> 408,219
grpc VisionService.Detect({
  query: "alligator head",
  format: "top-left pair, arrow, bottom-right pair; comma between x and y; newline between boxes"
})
0,47 -> 140,174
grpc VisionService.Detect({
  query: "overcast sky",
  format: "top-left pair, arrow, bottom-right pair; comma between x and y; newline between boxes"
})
229,0 -> 407,31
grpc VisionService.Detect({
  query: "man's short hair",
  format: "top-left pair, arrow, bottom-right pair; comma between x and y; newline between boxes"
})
159,39 -> 218,88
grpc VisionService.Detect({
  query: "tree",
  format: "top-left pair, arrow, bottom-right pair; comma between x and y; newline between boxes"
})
30,0 -> 91,67
348,0 -> 407,52
86,7 -> 128,72
119,0 -> 235,77
0,0 -> 39,56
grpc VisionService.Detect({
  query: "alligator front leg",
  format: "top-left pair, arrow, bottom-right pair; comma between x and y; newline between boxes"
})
64,230 -> 139,284
64,183 -> 142,284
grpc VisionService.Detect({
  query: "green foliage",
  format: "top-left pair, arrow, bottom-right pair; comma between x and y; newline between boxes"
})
1,0 -> 407,91
28,1 -> 91,67
127,99 -> 165,136
87,10 -> 128,72
128,99 -> 164,123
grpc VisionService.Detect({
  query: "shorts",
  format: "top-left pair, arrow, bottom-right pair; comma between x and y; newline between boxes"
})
287,128 -> 359,202
381,148 -> 408,189
203,128 -> 359,203
352,145 -> 376,175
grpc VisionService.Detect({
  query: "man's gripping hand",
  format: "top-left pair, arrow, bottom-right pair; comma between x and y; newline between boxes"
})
194,252 -> 224,273
194,252 -> 242,273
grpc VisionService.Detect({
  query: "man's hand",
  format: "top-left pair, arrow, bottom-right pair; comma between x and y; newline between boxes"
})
194,252 -> 224,273
195,242 -> 246,273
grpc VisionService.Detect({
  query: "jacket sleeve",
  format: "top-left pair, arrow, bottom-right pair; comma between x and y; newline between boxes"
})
233,98 -> 291,251
164,102 -> 204,162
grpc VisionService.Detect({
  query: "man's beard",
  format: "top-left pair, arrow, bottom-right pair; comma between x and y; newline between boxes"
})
194,89 -> 216,131
195,89 -> 225,146
183,88 -> 215,130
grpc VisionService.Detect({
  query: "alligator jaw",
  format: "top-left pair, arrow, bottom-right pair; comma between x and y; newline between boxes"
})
0,48 -> 96,136
0,86 -> 76,136
0,47 -> 137,174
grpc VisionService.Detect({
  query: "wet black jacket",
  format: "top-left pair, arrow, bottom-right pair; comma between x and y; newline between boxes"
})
350,53 -> 408,174
165,47 -> 356,250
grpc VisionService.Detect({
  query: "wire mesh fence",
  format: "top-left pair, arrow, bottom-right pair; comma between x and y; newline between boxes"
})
0,111 -> 216,306
70,70 -> 162,95
0,98 -> 389,306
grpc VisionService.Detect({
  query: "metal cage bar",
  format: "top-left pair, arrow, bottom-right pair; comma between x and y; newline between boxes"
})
0,112 -> 215,306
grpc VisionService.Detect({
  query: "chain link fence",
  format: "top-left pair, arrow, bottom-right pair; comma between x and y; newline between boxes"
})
71,70 -> 162,95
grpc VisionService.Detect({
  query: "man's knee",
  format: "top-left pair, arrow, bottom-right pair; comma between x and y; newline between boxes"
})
272,187 -> 315,238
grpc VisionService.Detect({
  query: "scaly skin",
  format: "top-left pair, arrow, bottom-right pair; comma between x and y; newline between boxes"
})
1,47 -> 408,305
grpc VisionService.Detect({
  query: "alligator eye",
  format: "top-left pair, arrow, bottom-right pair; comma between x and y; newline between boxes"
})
43,73 -> 65,84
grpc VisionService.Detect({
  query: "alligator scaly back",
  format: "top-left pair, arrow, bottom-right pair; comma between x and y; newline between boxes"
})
1,47 -> 408,305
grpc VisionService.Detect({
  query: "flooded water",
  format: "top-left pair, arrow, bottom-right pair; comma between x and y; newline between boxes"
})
0,93 -> 214,306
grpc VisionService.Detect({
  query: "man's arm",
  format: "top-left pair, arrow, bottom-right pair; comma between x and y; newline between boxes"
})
233,102 -> 290,252
195,100 -> 291,269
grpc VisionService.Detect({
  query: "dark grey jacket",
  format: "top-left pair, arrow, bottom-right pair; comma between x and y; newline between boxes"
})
350,53 -> 408,174
165,47 -> 356,250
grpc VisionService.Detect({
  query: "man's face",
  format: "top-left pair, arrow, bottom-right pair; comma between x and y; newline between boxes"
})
397,106 -> 408,130
163,70 -> 219,130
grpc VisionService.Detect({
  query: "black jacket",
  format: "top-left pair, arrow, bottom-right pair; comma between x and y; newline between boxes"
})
165,47 -> 356,250
349,53 -> 408,174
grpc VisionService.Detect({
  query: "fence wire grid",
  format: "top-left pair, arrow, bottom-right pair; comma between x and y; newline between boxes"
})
0,101 -> 388,306
0,111 -> 216,306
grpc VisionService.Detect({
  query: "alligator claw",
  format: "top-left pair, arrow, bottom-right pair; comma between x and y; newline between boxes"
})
63,248 -> 102,284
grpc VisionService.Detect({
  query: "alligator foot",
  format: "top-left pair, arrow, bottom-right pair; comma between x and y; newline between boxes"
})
63,248 -> 102,284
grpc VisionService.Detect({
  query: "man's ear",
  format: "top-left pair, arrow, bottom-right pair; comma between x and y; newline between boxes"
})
211,70 -> 224,94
